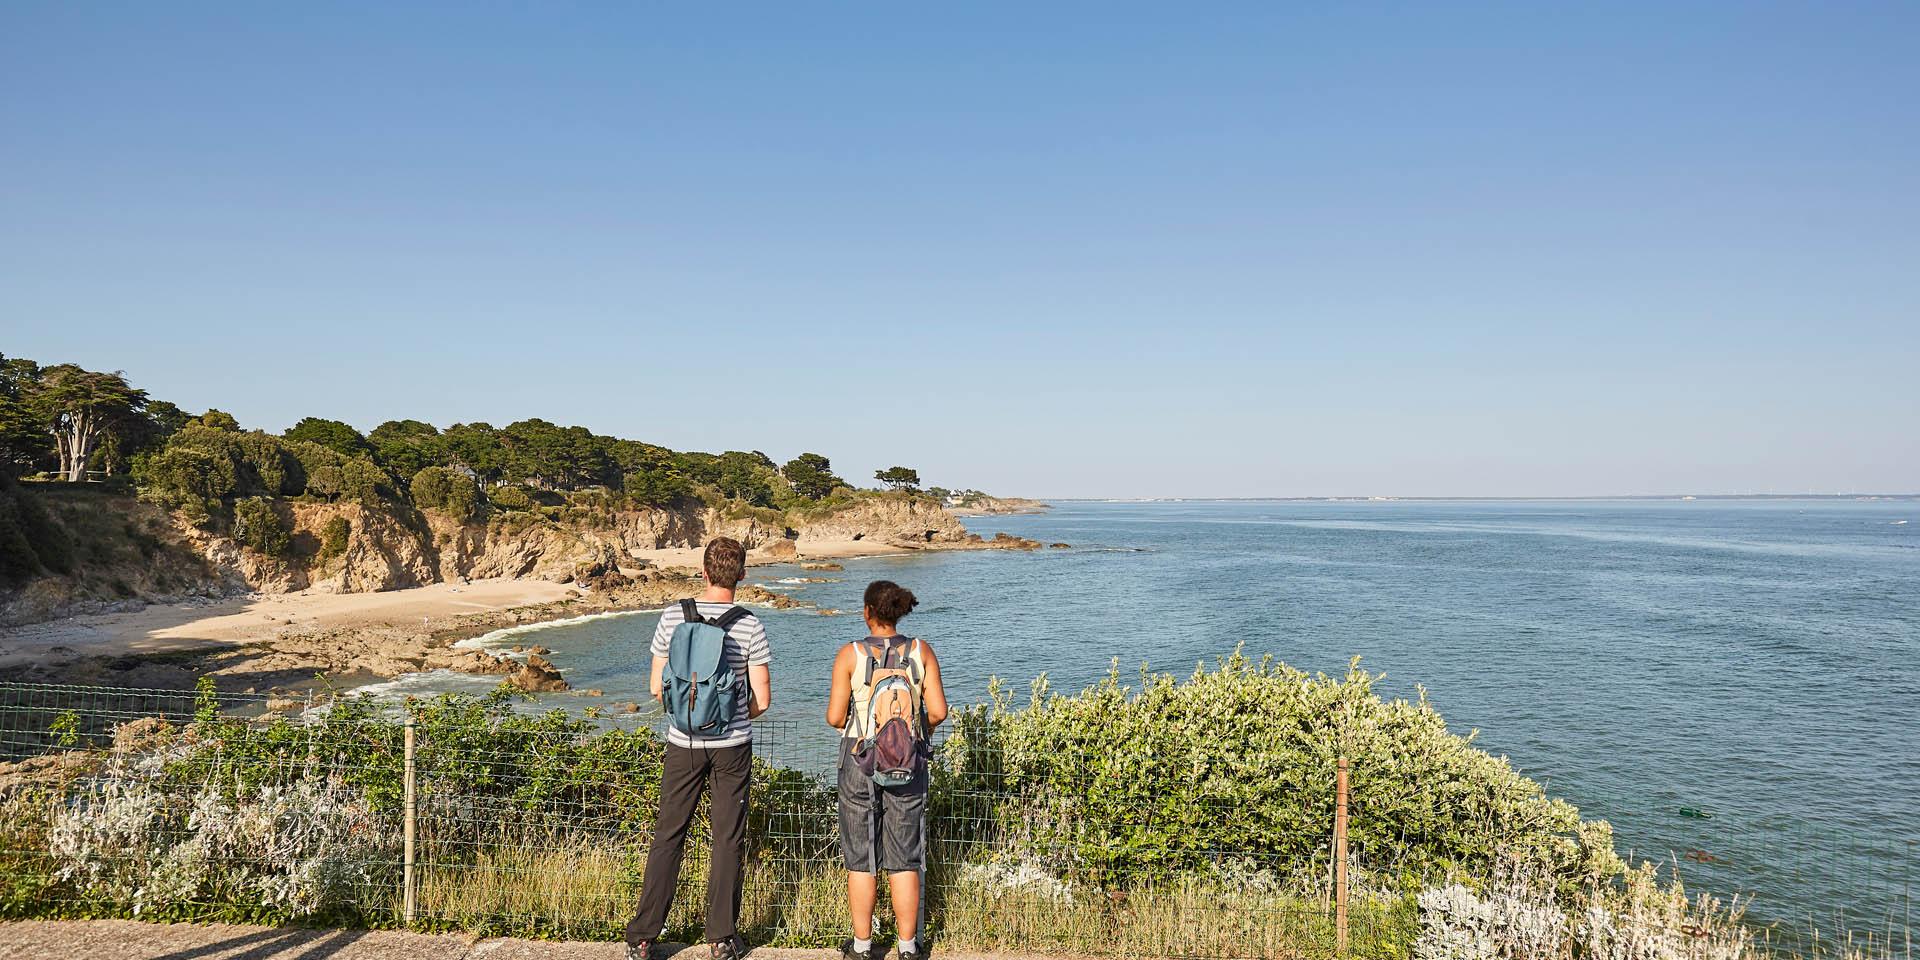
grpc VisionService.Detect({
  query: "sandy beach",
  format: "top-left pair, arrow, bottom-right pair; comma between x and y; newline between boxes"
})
0,578 -> 580,674
0,531 -> 1005,695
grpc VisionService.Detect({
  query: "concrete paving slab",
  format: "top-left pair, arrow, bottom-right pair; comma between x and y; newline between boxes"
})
0,921 -> 940,960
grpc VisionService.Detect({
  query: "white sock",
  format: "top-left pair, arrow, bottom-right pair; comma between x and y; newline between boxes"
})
853,937 -> 872,953
898,937 -> 917,953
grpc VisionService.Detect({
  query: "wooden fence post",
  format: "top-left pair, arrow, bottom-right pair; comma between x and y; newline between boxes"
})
1335,757 -> 1350,955
403,711 -> 417,926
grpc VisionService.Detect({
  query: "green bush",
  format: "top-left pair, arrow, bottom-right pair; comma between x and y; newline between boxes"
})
411,466 -> 483,523
940,653 -> 1623,891
231,497 -> 290,557
293,442 -> 391,505
317,516 -> 351,561
488,485 -> 534,512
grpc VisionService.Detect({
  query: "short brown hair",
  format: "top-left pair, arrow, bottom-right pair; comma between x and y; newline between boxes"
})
863,580 -> 918,626
703,536 -> 747,588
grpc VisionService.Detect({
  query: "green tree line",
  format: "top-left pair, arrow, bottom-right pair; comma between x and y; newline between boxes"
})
0,353 -> 951,561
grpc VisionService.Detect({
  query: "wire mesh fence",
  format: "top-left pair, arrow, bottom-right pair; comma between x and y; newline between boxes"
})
0,679 -> 1911,960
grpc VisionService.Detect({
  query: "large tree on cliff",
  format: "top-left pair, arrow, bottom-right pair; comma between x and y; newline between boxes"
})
28,364 -> 148,482
782,452 -> 843,500
875,466 -> 921,492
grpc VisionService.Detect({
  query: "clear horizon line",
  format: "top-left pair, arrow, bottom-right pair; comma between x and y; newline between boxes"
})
1026,493 -> 1920,503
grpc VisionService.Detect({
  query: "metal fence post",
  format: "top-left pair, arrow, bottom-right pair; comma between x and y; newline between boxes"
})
403,710 -> 417,927
1335,757 -> 1350,956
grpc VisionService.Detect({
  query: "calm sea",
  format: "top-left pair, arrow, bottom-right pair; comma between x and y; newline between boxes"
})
380,500 -> 1920,929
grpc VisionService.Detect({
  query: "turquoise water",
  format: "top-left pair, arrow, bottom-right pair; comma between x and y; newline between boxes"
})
407,500 -> 1919,929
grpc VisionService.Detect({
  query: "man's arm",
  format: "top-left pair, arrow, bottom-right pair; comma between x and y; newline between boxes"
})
747,663 -> 772,718
744,615 -> 773,719
649,609 -> 674,702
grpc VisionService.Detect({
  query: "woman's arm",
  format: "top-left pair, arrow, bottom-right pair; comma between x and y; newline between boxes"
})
920,642 -> 949,730
825,644 -> 854,730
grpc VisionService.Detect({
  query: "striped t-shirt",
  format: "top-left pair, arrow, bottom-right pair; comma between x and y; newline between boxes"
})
651,601 -> 771,749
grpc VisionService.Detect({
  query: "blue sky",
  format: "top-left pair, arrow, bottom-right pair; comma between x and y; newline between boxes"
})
3,3 -> 1915,497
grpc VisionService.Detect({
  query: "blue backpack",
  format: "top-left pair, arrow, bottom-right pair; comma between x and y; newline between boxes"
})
665,599 -> 749,736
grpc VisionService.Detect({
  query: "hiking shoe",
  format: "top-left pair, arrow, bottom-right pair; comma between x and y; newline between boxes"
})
840,939 -> 874,960
626,942 -> 652,960
897,945 -> 924,960
712,935 -> 749,960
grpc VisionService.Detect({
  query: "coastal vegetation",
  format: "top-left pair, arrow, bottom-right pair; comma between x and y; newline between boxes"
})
0,353 -> 1000,621
0,352 -> 954,535
0,660 -> 1772,960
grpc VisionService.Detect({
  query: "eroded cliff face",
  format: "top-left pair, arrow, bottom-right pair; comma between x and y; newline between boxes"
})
190,496 -> 975,598
2,491 -> 994,624
793,497 -> 969,549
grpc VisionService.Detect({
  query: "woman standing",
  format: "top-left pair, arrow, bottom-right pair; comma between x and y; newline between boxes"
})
826,580 -> 948,960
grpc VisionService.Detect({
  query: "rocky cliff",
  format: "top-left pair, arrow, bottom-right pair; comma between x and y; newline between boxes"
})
793,496 -> 970,549
0,487 -> 1015,626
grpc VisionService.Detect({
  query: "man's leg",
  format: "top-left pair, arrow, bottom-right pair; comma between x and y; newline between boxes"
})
704,742 -> 753,942
627,744 -> 709,946
847,871 -> 878,940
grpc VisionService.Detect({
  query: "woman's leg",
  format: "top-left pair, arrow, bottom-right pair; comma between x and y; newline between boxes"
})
840,739 -> 880,943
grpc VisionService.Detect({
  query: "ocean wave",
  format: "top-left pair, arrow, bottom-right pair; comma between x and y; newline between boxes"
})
351,669 -> 504,699
453,608 -> 654,654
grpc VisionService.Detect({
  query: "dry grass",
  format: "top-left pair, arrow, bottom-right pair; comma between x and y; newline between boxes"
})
407,837 -> 1404,958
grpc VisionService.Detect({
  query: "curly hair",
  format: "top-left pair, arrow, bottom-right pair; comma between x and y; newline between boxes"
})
863,580 -> 919,626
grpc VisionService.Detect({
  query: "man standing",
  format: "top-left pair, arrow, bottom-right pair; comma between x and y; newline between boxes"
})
626,537 -> 773,960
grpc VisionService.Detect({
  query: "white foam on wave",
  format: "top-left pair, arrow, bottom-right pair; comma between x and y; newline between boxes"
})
352,669 -> 503,700
453,608 -> 654,654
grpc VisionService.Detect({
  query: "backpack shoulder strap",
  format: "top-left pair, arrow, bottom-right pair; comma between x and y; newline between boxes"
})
714,605 -> 751,632
678,598 -> 701,625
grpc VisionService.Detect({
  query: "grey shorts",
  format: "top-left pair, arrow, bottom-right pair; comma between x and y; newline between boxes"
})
837,738 -> 927,873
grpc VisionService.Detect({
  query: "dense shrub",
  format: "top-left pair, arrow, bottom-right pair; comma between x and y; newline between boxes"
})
134,437 -> 236,524
135,425 -> 306,523
488,485 -> 535,512
230,497 -> 290,556
317,516 -> 351,561
15,688 -> 822,929
410,466 -> 482,523
940,653 -> 1625,890
291,442 -> 388,505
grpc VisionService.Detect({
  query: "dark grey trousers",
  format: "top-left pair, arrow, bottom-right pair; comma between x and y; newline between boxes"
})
626,741 -> 753,945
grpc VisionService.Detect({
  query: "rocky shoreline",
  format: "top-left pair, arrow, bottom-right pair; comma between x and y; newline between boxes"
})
1,528 -> 1063,706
